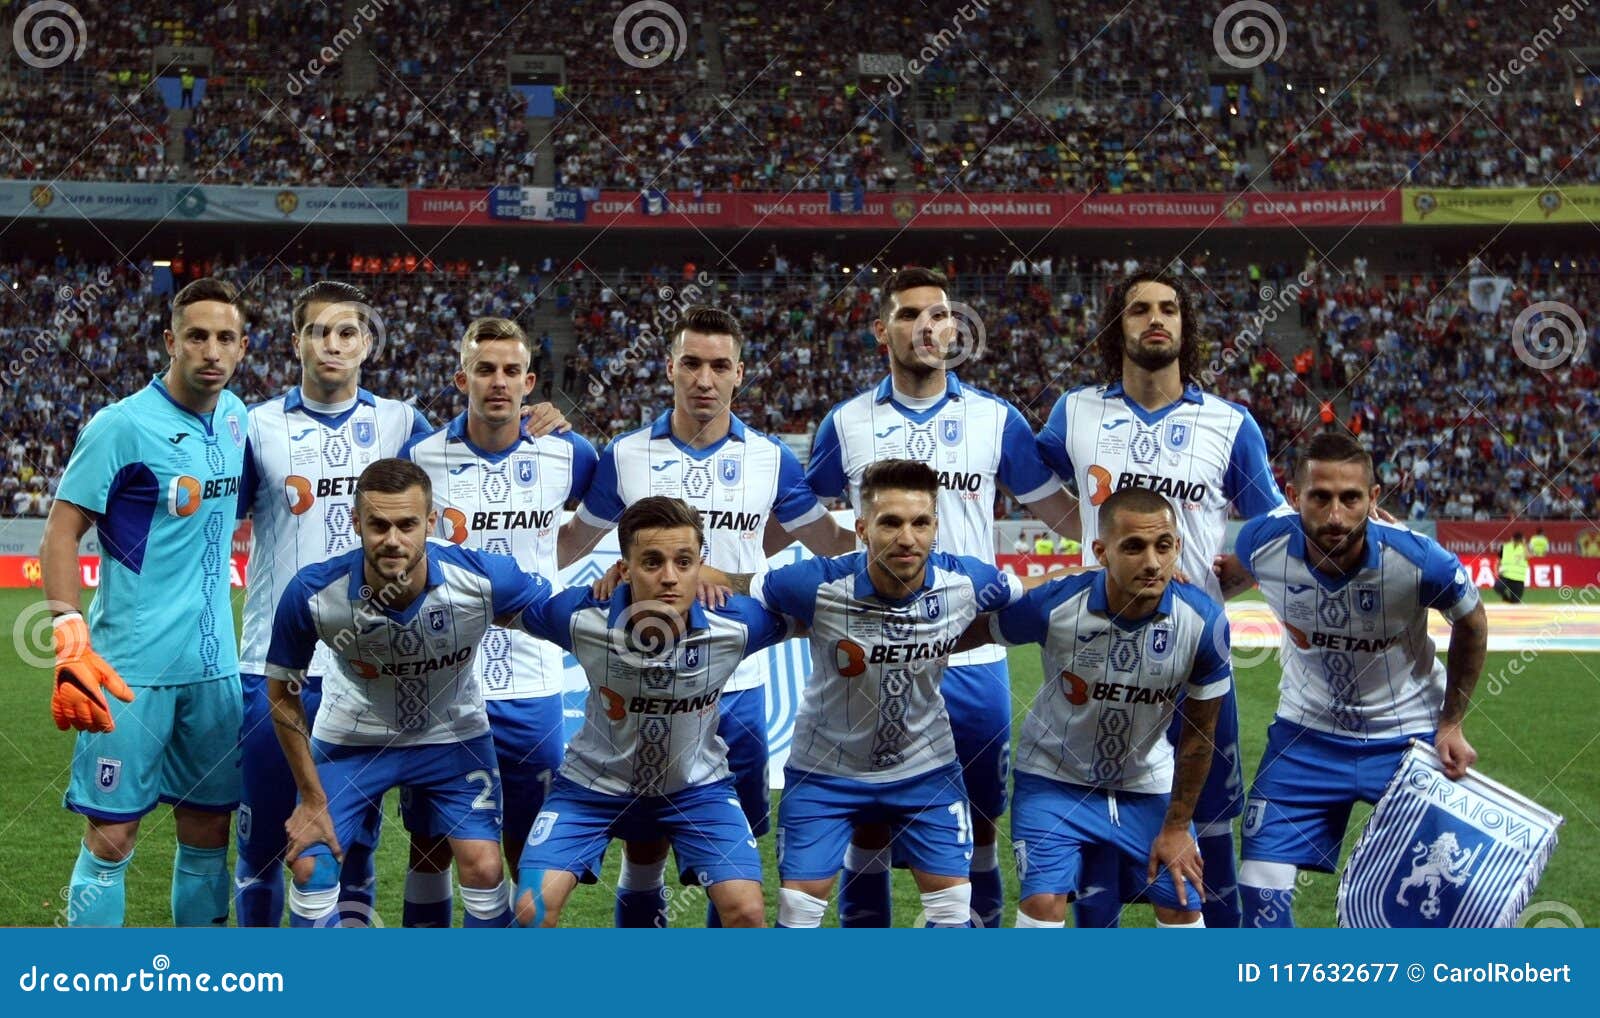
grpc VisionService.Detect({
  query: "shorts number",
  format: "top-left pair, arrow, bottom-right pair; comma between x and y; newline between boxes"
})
466,769 -> 497,811
536,768 -> 554,803
947,801 -> 972,846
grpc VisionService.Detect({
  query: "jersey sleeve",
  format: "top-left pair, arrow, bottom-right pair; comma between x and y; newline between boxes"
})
1223,411 -> 1285,517
1417,538 -> 1481,621
562,432 -> 600,504
515,584 -> 592,651
265,576 -> 319,679
1188,606 -> 1233,698
1034,393 -> 1075,485
398,430 -> 428,461
952,553 -> 1025,611
997,401 -> 1063,503
1231,513 -> 1270,580
803,410 -> 848,500
717,595 -> 796,655
749,556 -> 833,627
54,404 -> 132,515
466,547 -> 554,620
989,582 -> 1055,646
773,439 -> 829,529
409,406 -> 433,439
576,441 -> 624,526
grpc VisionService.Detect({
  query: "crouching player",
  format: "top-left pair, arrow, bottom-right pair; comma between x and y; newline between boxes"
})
991,488 -> 1232,928
710,459 -> 1029,928
513,497 -> 793,927
266,458 -> 557,927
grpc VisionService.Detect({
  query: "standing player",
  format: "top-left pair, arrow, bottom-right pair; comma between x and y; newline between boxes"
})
556,306 -> 851,927
266,459 -> 555,928
1214,433 -> 1487,927
710,460 -> 1030,927
234,282 -> 430,927
404,317 -> 598,895
991,488 -> 1230,928
514,498 -> 793,928
1035,270 -> 1284,928
42,278 -> 249,926
805,267 -> 1079,928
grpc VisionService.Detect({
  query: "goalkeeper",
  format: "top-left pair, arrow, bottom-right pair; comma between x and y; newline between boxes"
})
39,279 -> 251,927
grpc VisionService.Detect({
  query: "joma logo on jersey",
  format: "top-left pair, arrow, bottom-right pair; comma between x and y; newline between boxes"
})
470,509 -> 556,530
166,474 -> 239,517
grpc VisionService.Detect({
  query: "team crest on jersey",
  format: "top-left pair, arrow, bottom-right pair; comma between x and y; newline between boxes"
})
1164,422 -> 1190,451
682,642 -> 701,670
426,606 -> 447,632
227,413 -> 243,447
1148,625 -> 1174,660
1356,584 -> 1381,614
96,757 -> 121,792
719,455 -> 741,486
1243,797 -> 1267,837
924,592 -> 942,620
352,420 -> 375,448
939,419 -> 962,446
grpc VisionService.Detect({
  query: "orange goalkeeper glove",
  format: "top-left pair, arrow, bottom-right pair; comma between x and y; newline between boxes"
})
51,613 -> 134,732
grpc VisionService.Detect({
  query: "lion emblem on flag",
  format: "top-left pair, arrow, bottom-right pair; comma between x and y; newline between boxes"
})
1394,831 -> 1481,918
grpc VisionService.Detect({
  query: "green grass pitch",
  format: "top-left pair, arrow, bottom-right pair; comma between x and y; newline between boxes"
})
0,588 -> 1592,928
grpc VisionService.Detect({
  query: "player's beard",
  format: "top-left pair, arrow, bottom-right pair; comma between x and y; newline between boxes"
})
1311,517 -> 1368,560
890,337 -> 945,380
1124,334 -> 1180,373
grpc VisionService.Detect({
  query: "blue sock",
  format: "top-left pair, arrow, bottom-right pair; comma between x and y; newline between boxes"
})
68,843 -> 130,928
288,853 -> 340,928
970,844 -> 1003,928
1241,886 -> 1295,928
614,887 -> 668,928
232,852 -> 284,928
340,843 -> 377,924
460,882 -> 512,928
403,868 -> 453,928
1199,831 -> 1242,929
172,843 -> 230,926
838,844 -> 891,928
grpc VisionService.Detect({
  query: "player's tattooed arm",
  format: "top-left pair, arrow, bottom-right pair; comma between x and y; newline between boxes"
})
1437,601 -> 1487,779
268,675 -> 342,861
697,565 -> 753,596
1212,553 -> 1255,599
1149,693 -> 1221,906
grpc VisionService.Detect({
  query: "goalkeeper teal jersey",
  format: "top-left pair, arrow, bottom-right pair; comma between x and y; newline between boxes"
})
55,377 -> 247,685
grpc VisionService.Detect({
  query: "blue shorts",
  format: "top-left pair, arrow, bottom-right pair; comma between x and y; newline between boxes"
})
778,764 -> 972,880
237,672 -> 324,861
519,774 -> 761,887
402,694 -> 564,853
304,734 -> 503,862
65,673 -> 243,822
943,660 -> 1010,821
718,687 -> 771,836
1242,719 -> 1417,872
1170,680 -> 1244,824
1010,771 -> 1196,910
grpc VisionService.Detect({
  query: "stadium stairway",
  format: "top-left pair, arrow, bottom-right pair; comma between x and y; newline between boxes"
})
1031,0 -> 1063,91
342,0 -> 380,94
700,6 -> 726,89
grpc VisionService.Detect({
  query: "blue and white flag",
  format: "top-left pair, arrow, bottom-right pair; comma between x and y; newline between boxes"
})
640,188 -> 669,216
1338,742 -> 1562,928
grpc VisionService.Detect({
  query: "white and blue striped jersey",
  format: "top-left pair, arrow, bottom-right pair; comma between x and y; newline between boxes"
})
522,585 -> 792,796
991,572 -> 1232,794
239,387 -> 431,675
403,413 -> 598,700
806,372 -> 1064,667
265,541 -> 551,747
751,551 -> 1024,783
576,411 -> 826,694
1035,381 -> 1284,600
1234,510 -> 1481,739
